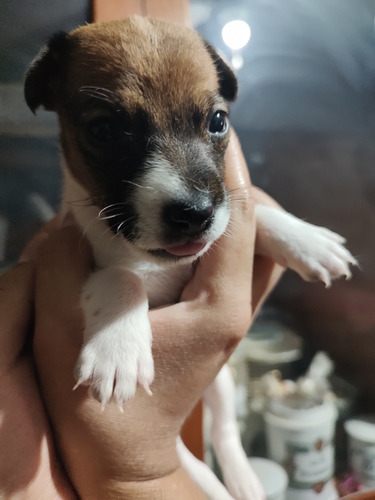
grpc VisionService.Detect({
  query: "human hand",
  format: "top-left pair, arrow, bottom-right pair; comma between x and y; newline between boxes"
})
0,134 -> 282,499
31,133 -> 281,498
0,245 -> 77,498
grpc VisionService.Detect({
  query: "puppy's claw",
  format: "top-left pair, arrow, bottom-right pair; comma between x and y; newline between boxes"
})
143,383 -> 153,396
351,257 -> 360,268
72,380 -> 82,391
324,279 -> 332,289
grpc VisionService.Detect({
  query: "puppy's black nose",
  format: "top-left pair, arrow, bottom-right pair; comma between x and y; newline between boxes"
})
164,201 -> 214,235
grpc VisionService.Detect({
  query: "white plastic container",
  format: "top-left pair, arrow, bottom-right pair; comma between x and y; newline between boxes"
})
248,457 -> 288,500
265,397 -> 338,500
345,417 -> 375,490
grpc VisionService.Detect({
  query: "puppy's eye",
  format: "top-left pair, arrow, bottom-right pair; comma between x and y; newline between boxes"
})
208,111 -> 228,136
88,118 -> 122,143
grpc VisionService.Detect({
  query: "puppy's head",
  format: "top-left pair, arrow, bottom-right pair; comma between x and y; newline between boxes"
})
25,16 -> 238,261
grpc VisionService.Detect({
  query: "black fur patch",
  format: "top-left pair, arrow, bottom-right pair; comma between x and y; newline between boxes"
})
24,31 -> 70,113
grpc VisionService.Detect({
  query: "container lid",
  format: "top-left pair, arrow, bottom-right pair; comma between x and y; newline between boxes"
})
265,397 -> 337,429
245,320 -> 302,364
248,457 -> 288,498
345,417 -> 375,444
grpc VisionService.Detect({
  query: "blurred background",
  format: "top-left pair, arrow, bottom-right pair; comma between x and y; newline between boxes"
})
1,0 -> 375,435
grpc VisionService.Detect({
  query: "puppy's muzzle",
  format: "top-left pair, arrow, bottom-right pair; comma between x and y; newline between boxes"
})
163,200 -> 214,237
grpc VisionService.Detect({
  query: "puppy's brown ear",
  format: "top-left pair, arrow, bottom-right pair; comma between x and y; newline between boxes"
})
204,41 -> 238,102
24,31 -> 69,113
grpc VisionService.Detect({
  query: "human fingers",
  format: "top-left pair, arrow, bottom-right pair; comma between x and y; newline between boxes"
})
0,263 -> 34,373
7,214 -> 81,367
250,188 -> 284,314
0,260 -> 77,500
34,224 -> 92,329
252,254 -> 283,316
0,213 -> 62,362
19,212 -> 76,263
33,224 -> 93,415
33,225 -> 94,468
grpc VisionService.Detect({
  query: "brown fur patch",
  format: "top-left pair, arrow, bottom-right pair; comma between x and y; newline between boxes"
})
64,17 -> 220,126
56,17 -> 226,199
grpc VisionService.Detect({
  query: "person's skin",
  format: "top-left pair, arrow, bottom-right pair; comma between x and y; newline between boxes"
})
0,134 -> 282,499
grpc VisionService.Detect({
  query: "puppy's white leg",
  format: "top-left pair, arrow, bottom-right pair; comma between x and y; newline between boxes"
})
204,365 -> 266,500
75,267 -> 154,407
255,204 -> 358,287
176,437 -> 235,500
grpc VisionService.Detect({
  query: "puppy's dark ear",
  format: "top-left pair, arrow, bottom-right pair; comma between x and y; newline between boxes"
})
24,31 -> 69,113
204,41 -> 238,102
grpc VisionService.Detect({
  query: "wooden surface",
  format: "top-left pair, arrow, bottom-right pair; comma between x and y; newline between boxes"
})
93,0 -> 191,24
180,401 -> 204,460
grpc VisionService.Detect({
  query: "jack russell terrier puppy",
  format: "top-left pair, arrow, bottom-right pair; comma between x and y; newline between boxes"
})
25,16 -> 356,500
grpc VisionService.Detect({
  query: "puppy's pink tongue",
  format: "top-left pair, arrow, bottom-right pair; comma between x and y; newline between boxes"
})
165,241 -> 207,256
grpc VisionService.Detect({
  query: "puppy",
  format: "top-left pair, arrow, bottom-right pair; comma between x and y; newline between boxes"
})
25,16 -> 356,500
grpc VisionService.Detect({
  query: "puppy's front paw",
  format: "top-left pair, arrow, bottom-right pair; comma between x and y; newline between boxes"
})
255,205 -> 358,287
285,223 -> 358,287
74,323 -> 154,408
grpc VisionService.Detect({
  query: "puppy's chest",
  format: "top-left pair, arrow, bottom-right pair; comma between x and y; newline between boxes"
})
141,263 -> 194,308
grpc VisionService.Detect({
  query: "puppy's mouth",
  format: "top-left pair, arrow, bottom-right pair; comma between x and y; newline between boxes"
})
148,240 -> 208,259
164,240 -> 208,256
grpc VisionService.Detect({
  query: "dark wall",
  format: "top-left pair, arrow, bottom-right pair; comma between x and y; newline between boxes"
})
194,0 -> 375,402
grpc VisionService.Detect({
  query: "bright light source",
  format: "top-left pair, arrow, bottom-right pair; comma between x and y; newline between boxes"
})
231,53 -> 244,70
222,20 -> 251,51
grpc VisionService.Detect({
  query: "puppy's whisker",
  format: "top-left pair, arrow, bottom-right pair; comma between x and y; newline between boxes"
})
182,176 -> 210,195
116,221 -> 127,233
98,203 -> 128,218
79,86 -> 116,104
98,213 -> 124,221
79,85 -> 115,94
121,179 -> 154,191
193,184 -> 210,195
116,216 -> 136,235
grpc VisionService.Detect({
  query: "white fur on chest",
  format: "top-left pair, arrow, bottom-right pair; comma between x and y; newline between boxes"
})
141,263 -> 193,308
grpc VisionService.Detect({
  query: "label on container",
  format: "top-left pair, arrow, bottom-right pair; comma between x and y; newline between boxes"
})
350,442 -> 375,486
283,438 -> 334,491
